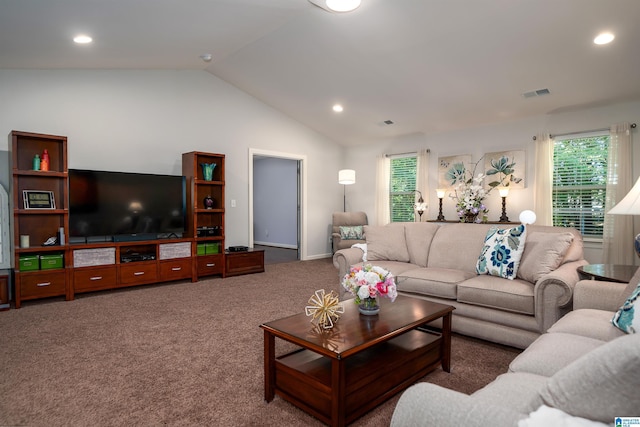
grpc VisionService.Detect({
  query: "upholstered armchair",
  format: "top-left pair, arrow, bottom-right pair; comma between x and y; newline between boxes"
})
331,211 -> 368,254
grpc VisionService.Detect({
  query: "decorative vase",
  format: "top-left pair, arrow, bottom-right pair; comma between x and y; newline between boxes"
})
358,296 -> 380,315
200,163 -> 216,181
203,195 -> 214,209
462,212 -> 478,223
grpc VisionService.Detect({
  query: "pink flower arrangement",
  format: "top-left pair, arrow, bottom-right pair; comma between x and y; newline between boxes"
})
341,264 -> 397,305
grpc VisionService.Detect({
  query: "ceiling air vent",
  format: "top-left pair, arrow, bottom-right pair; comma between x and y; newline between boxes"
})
522,88 -> 551,98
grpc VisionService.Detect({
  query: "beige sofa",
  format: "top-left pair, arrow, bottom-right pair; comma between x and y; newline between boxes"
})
333,222 -> 587,349
390,275 -> 640,426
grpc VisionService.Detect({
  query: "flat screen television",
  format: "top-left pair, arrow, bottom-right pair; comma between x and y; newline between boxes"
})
69,169 -> 186,242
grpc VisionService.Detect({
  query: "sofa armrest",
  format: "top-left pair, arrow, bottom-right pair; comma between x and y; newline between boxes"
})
331,232 -> 341,254
332,247 -> 364,276
573,280 -> 627,311
533,259 -> 588,332
391,383 -> 525,427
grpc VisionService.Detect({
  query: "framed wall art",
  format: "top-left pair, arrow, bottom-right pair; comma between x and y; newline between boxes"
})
438,154 -> 472,188
23,190 -> 56,209
483,150 -> 526,189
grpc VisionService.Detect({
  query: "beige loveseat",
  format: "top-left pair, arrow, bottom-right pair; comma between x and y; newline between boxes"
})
390,274 -> 640,426
333,222 -> 587,349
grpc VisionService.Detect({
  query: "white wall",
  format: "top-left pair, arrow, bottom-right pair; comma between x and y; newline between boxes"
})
253,157 -> 298,248
345,101 -> 640,265
0,69 -> 345,259
2,69 -> 638,263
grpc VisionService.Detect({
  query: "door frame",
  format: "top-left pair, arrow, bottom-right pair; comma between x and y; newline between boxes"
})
248,148 -> 307,261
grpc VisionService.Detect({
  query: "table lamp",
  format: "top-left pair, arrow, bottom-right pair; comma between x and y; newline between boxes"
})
606,176 -> 640,257
436,189 -> 446,221
498,187 -> 510,222
414,190 -> 427,222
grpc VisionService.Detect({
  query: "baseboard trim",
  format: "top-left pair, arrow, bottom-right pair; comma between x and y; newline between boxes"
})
254,241 -> 297,250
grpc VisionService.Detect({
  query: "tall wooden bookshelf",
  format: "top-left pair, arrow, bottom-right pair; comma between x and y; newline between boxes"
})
182,152 -> 226,279
9,131 -> 70,308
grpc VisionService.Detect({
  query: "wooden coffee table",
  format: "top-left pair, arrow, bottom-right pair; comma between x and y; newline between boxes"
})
260,295 -> 454,427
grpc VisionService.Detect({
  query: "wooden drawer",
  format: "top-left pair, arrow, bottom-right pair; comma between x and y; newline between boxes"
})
225,250 -> 265,277
19,270 -> 66,298
0,273 -> 11,310
159,258 -> 192,281
119,262 -> 158,285
73,266 -> 118,293
197,254 -> 224,277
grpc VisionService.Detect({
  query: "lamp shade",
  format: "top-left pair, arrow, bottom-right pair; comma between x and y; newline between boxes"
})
436,189 -> 446,198
498,187 -> 510,198
607,176 -> 640,215
338,169 -> 356,185
519,210 -> 537,225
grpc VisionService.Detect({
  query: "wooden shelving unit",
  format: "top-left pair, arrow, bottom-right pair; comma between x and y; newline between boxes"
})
182,151 -> 226,279
70,239 -> 193,297
6,140 -> 241,307
9,130 -> 70,308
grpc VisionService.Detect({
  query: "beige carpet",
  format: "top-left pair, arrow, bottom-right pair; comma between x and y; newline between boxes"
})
0,259 -> 520,426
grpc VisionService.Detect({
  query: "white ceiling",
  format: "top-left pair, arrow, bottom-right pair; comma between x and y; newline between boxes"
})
1,0 -> 639,146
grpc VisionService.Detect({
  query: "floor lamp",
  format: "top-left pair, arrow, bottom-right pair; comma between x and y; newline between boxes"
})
338,169 -> 356,212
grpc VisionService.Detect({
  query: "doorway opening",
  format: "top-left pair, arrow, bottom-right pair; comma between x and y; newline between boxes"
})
249,149 -> 307,263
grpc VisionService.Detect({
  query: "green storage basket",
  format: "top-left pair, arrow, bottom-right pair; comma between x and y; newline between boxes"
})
40,254 -> 64,270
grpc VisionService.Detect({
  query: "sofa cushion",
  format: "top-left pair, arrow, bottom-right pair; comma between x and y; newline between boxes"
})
540,334 -> 640,423
427,223 -> 498,273
611,281 -> 640,334
615,266 -> 640,307
527,225 -> 583,265
352,260 -> 419,278
471,372 -> 546,415
509,332 -> 605,377
476,224 -> 527,280
517,231 -> 573,283
364,224 -> 410,262
339,225 -> 363,240
403,222 -> 440,267
457,275 -> 534,315
548,309 -> 626,342
396,268 -> 475,299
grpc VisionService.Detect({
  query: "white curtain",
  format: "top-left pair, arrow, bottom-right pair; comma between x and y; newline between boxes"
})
534,133 -> 554,226
374,154 -> 390,225
603,122 -> 634,264
415,149 -> 430,222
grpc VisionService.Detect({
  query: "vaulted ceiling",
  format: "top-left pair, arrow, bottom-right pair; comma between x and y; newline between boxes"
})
2,0 -> 639,146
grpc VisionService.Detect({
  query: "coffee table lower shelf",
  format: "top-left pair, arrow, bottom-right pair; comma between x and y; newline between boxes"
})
273,329 -> 442,425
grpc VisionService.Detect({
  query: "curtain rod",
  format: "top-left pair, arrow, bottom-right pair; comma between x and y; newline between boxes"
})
532,123 -> 637,140
384,149 -> 430,158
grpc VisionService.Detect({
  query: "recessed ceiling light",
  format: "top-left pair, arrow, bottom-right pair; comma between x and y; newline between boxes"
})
326,0 -> 361,12
73,35 -> 93,44
594,32 -> 614,45
200,54 -> 213,62
332,104 -> 344,113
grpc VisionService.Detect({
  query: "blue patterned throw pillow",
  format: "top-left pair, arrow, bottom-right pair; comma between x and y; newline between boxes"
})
339,225 -> 364,240
476,225 -> 527,280
612,282 -> 640,334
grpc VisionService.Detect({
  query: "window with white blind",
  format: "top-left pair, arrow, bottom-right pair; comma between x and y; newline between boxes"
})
552,133 -> 609,238
389,155 -> 417,222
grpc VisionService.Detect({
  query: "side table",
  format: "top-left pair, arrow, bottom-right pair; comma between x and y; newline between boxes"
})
0,269 -> 11,310
225,248 -> 265,277
577,264 -> 637,284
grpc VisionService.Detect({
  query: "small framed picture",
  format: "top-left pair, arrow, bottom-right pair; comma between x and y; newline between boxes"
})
23,190 -> 55,209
